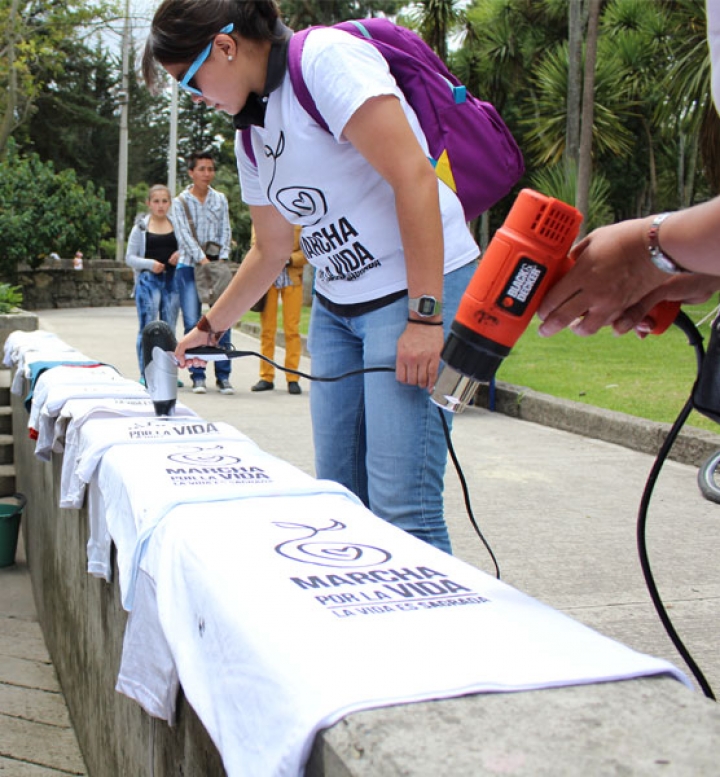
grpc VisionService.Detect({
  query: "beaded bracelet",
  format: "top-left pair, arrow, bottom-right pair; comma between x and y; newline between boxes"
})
197,314 -> 227,344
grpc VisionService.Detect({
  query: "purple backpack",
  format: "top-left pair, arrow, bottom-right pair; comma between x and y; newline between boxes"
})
243,18 -> 524,220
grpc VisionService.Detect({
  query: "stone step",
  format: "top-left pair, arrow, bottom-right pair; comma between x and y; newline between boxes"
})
0,465 -> 16,497
0,407 -> 11,436
0,435 -> 13,466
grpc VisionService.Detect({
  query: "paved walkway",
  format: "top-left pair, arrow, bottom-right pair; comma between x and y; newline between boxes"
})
3,305 -> 720,773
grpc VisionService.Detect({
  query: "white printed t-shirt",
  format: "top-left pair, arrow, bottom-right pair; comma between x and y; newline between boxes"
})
237,28 -> 478,305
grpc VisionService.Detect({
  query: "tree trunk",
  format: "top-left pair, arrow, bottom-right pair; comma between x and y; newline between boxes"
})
0,0 -> 21,157
685,133 -> 698,207
641,116 -> 657,213
576,0 -> 601,237
565,0 -> 583,173
700,103 -> 720,196
677,133 -> 686,207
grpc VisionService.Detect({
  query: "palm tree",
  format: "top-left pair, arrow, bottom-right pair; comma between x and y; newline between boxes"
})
460,0 -> 712,224
400,0 -> 464,61
657,0 -> 712,202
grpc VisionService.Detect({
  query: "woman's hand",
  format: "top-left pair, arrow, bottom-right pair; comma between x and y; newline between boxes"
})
613,275 -> 720,336
537,218 -> 668,337
168,251 -> 180,267
396,323 -> 444,390
151,260 -> 165,274
175,327 -> 211,370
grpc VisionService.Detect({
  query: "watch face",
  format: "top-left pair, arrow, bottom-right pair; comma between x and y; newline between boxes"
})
409,295 -> 441,317
418,297 -> 436,316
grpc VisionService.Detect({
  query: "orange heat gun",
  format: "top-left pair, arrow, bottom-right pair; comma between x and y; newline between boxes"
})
431,188 -> 680,413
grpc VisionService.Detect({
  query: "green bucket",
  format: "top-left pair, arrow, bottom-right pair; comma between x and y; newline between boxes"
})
0,494 -> 27,568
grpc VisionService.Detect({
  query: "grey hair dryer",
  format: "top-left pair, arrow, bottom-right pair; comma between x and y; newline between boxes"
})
142,321 -> 178,417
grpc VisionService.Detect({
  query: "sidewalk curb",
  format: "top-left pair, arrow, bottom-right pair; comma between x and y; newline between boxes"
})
235,321 -> 720,469
474,380 -> 720,469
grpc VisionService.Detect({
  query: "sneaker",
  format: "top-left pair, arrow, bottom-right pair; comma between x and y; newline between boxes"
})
139,376 -> 146,387
192,377 -> 207,394
177,378 -> 185,388
251,380 -> 274,392
216,379 -> 234,395
288,382 -> 302,395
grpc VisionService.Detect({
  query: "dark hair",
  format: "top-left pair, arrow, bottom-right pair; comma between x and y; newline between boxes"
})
187,150 -> 215,170
142,0 -> 281,92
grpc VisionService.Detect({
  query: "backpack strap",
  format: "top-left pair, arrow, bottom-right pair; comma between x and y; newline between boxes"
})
241,128 -> 257,166
239,30 -> 327,167
287,21 -> 465,131
244,27 -> 332,166
287,29 -> 332,133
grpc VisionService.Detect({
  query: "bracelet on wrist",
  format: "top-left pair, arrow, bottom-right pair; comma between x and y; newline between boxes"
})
197,314 -> 227,344
407,317 -> 443,327
647,213 -> 689,275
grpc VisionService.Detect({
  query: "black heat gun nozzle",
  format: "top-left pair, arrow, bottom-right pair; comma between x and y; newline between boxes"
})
141,321 -> 178,417
431,323 -> 510,413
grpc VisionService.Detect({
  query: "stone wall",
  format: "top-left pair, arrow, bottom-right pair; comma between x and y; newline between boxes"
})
14,261 -> 312,311
16,262 -> 137,310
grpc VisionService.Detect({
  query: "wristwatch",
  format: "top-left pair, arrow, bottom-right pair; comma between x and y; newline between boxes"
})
408,295 -> 442,318
648,213 -> 688,274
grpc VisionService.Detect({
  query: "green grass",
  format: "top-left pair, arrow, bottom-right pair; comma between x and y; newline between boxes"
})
498,300 -> 720,433
241,300 -> 720,434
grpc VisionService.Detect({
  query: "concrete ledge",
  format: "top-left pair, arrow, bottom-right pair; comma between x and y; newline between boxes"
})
315,678 -> 720,775
13,378 -> 720,775
0,310 -> 39,352
13,401 -> 226,777
474,380 -> 720,468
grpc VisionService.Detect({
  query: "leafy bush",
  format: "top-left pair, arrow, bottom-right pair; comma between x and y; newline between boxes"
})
0,139 -> 112,274
0,283 -> 24,313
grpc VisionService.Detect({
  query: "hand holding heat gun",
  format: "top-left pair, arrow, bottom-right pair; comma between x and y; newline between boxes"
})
431,189 -> 680,413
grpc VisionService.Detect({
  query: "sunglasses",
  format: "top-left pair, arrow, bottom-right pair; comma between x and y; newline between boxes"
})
178,23 -> 234,96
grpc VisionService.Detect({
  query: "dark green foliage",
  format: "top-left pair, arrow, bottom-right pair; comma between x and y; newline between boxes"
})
0,140 -> 111,273
280,0 -> 403,28
17,39 -> 121,211
127,38 -> 172,194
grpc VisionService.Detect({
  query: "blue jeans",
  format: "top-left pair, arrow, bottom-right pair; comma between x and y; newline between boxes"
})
176,265 -> 231,382
308,261 -> 476,554
135,270 -> 179,377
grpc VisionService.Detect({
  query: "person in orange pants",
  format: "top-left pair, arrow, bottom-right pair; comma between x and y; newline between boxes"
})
251,225 -> 307,394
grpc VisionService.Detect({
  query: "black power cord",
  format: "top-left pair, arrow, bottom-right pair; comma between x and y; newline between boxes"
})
439,409 -> 501,578
190,344 -> 500,575
198,328 -> 720,684
637,310 -> 715,700
187,345 -> 395,383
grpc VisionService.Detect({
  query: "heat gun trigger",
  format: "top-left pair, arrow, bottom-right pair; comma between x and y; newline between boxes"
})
184,345 -> 233,362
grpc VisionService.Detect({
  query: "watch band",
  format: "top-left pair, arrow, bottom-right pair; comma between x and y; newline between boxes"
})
648,213 -> 688,274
